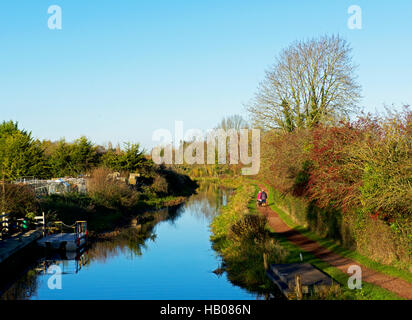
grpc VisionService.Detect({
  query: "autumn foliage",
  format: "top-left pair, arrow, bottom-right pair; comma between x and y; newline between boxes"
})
260,107 -> 412,267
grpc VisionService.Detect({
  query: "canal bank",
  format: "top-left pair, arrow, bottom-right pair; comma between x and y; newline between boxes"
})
0,230 -> 42,265
210,181 -> 285,299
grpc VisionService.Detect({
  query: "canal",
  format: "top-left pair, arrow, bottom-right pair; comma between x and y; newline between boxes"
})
0,183 -> 264,300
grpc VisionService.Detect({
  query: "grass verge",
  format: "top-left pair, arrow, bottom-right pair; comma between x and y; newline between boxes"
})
210,179 -> 286,297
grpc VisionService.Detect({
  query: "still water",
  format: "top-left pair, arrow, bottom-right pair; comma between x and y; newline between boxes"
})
1,184 -> 262,300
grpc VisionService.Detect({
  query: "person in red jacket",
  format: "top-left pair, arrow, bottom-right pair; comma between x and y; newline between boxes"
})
257,190 -> 262,206
260,190 -> 268,206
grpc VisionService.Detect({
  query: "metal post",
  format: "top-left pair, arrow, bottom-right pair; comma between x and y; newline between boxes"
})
6,216 -> 10,238
2,213 -> 9,234
42,212 -> 45,236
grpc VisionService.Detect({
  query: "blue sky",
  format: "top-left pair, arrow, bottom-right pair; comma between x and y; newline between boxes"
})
1,0 -> 411,149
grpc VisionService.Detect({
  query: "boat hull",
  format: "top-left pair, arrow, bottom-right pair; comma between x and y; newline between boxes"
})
37,233 -> 87,251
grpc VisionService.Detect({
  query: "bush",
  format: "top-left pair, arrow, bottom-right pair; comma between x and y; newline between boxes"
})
87,167 -> 140,210
157,167 -> 198,196
0,183 -> 38,218
151,174 -> 169,195
351,112 -> 412,220
39,192 -> 90,225
308,124 -> 362,211
230,214 -> 267,242
260,128 -> 311,195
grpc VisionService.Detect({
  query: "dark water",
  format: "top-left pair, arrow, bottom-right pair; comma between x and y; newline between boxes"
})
0,184 -> 263,300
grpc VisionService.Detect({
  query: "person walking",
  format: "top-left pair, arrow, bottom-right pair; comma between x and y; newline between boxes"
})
260,190 -> 268,206
257,190 -> 262,206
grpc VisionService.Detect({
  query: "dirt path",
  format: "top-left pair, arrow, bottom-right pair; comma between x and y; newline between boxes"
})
257,188 -> 412,300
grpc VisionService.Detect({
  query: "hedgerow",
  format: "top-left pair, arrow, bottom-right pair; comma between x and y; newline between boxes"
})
260,107 -> 412,269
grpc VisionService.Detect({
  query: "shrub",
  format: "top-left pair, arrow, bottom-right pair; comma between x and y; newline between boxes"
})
151,174 -> 169,195
0,183 -> 38,218
229,214 -> 267,242
307,124 -> 362,211
350,111 -> 412,220
260,128 -> 311,195
157,167 -> 198,196
87,167 -> 140,209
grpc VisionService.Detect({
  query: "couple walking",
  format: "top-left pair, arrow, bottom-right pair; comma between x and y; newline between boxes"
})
257,189 -> 267,207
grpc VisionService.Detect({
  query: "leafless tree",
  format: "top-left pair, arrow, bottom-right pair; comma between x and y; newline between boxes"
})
215,114 -> 249,130
248,35 -> 362,131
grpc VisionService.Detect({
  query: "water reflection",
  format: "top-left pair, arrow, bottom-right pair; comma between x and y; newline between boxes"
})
0,249 -> 88,300
183,183 -> 232,222
1,267 -> 39,300
1,183 -> 261,300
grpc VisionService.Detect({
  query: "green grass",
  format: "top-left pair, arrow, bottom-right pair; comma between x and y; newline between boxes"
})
265,185 -> 412,285
210,182 -> 283,296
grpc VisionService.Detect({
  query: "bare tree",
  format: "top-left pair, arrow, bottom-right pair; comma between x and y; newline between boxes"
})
215,114 -> 249,130
248,35 -> 362,131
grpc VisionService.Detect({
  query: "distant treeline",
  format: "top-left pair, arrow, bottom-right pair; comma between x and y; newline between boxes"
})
0,120 -> 152,180
0,120 -> 198,231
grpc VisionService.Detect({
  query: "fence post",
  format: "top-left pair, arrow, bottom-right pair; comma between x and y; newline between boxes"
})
1,212 -> 4,239
295,274 -> 303,300
263,253 -> 268,270
42,212 -> 45,236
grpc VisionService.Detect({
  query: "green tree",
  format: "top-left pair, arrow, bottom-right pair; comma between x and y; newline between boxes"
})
49,139 -> 74,177
48,137 -> 99,177
0,121 -> 49,181
101,148 -> 118,170
70,136 -> 98,175
102,143 -> 151,173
